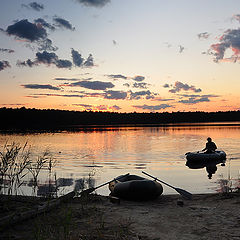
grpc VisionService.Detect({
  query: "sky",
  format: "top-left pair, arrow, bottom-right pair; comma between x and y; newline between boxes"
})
0,0 -> 240,113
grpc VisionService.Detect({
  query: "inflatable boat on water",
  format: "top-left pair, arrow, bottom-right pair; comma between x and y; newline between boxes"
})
109,174 -> 163,200
185,150 -> 226,161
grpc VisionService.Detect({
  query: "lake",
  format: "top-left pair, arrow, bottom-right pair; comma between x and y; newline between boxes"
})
1,122 -> 240,196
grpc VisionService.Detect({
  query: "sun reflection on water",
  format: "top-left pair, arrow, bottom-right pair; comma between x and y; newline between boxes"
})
0,123 -> 240,196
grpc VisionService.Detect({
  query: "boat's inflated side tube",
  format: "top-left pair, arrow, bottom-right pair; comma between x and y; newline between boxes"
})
185,150 -> 226,161
109,175 -> 163,200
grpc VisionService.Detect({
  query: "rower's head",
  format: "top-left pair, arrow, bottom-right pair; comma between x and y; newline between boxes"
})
207,137 -> 212,142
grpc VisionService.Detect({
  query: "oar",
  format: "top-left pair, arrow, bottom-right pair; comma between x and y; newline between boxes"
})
185,151 -> 203,155
79,173 -> 129,196
142,171 -> 192,200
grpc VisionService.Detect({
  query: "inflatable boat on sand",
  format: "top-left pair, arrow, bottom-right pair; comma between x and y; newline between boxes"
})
109,174 -> 163,200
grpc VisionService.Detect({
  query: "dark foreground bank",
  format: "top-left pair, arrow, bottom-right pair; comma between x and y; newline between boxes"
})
1,192 -> 240,240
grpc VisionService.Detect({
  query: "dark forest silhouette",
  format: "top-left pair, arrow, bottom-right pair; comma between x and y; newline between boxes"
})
0,107 -> 240,131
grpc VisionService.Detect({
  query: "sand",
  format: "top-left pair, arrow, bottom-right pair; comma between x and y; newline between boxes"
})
102,194 -> 240,240
1,193 -> 240,240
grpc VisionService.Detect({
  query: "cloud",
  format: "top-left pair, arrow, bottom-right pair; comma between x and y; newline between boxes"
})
179,94 -> 219,98
198,32 -> 210,39
54,77 -> 80,81
97,105 -> 106,111
34,18 -> 55,31
111,105 -> 121,110
21,84 -> 61,90
82,92 -> 103,98
95,105 -> 119,111
210,43 -> 228,62
106,74 -> 127,80
71,49 -> 95,68
154,97 -> 174,102
232,14 -> 240,23
69,80 -> 114,90
71,49 -> 84,67
0,48 -> 14,53
132,75 -> 145,82
17,59 -> 36,67
130,90 -> 155,100
22,2 -> 44,11
163,83 -> 170,88
179,45 -> 185,53
25,87 -> 157,102
104,90 -> 127,100
18,51 -> 72,69
73,104 -> 121,111
36,51 -> 58,64
76,0 -> 110,7
52,90 -> 127,100
133,104 -> 173,111
83,54 -> 94,67
132,82 -> 148,89
1,103 -> 26,106
177,94 -> 219,104
38,38 -> 58,51
53,17 -> 75,31
56,59 -> 72,68
5,19 -> 56,51
28,93 -> 84,98
73,104 -> 93,111
35,17 -> 75,32
0,60 -> 10,71
179,97 -> 210,104
6,19 -> 47,42
123,83 -> 130,87
169,81 -> 201,93
209,28 -> 240,62
74,104 -> 91,107
25,95 -> 45,98
73,103 -> 92,107
18,49 -> 95,69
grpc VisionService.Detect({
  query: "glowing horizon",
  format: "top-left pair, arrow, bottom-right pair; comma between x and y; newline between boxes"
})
0,0 -> 240,113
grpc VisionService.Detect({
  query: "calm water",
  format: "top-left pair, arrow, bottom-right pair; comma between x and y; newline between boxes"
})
1,123 -> 240,196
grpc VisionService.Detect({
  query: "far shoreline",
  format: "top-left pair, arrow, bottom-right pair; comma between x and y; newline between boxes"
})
0,107 -> 240,132
0,121 -> 240,134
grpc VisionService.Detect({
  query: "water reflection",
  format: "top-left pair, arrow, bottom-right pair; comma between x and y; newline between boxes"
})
37,184 -> 56,197
216,158 -> 240,194
206,165 -> 218,179
56,178 -> 74,187
25,176 -> 96,197
186,159 -> 226,179
1,123 -> 240,195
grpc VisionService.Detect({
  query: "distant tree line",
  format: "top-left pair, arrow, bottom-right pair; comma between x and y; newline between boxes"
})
0,107 -> 240,131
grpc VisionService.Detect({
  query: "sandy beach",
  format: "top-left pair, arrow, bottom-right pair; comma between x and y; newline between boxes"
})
1,192 -> 240,240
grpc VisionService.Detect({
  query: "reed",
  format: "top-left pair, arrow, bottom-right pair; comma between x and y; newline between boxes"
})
0,142 -> 31,195
0,142 -> 57,196
0,144 -> 134,239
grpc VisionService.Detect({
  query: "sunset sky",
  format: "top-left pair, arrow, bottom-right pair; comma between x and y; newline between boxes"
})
0,0 -> 240,113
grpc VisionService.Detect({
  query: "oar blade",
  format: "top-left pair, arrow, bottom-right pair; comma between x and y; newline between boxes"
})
175,188 -> 192,200
142,171 -> 193,199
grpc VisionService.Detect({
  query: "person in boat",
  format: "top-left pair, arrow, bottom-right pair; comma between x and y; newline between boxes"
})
202,137 -> 217,153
